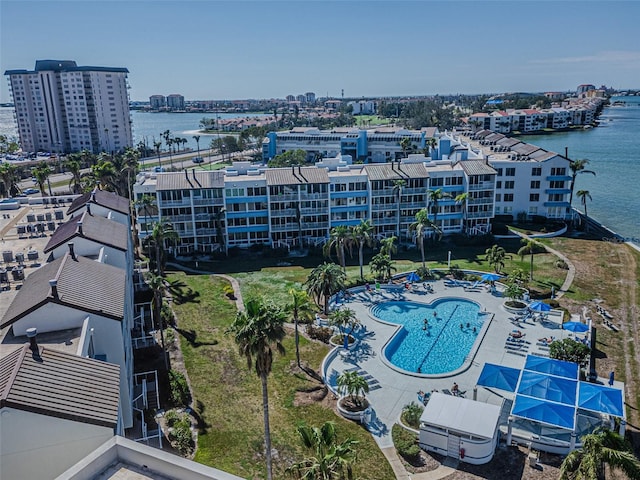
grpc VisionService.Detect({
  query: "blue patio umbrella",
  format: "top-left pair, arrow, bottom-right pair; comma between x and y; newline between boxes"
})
407,272 -> 420,282
529,301 -> 552,312
563,321 -> 589,333
481,273 -> 501,282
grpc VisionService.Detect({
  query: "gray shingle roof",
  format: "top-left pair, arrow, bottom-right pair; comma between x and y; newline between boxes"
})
265,167 -> 329,185
496,138 -> 521,148
156,170 -> 225,191
67,188 -> 130,216
459,160 -> 497,176
364,163 -> 429,181
511,143 -> 541,156
1,253 -> 125,328
528,150 -> 559,162
44,211 -> 128,253
0,345 -> 120,428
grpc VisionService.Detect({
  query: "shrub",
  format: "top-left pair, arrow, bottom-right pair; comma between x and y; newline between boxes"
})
168,370 -> 191,407
223,284 -> 235,299
416,266 -> 434,280
449,265 -> 465,280
392,424 -> 421,462
164,409 -> 180,427
555,259 -> 569,270
169,418 -> 194,455
306,324 -> 333,343
401,402 -> 424,429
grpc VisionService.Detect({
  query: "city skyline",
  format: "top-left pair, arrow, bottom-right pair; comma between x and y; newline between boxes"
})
2,1 -> 640,104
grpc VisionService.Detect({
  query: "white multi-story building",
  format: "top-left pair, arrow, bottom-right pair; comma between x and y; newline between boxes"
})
149,94 -> 166,110
166,94 -> 185,110
4,60 -> 133,154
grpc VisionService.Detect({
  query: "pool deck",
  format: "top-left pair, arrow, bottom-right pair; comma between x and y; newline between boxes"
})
322,281 -> 572,449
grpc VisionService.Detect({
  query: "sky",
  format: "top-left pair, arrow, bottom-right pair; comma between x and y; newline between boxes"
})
1,0 -> 640,103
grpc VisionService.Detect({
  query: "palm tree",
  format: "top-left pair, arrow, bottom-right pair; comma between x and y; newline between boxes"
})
288,288 -> 315,368
323,225 -> 352,270
136,194 -> 157,237
64,155 -> 83,194
392,179 -> 406,238
568,158 -> 596,217
0,162 -> 20,197
166,138 -> 174,169
409,208 -> 440,268
428,188 -> 451,231
89,155 -> 118,191
227,297 -> 286,480
146,272 -> 169,371
379,236 -> 397,260
286,421 -> 358,480
577,190 -> 592,217
454,192 -> 469,233
33,162 -> 51,196
518,238 -> 542,281
147,220 -> 179,276
337,371 -> 369,409
559,428 -> 640,480
153,141 -> 163,169
329,307 -> 360,345
212,208 -> 227,254
305,263 -> 346,315
351,219 -> 374,280
399,137 -> 412,158
369,253 -> 396,282
193,135 -> 201,160
485,244 -> 508,273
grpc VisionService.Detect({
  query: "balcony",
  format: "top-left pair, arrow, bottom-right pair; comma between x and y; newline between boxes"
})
546,175 -> 572,182
544,189 -> 570,195
468,182 -> 494,191
468,197 -> 494,205
192,198 -> 223,206
466,211 -> 492,219
270,194 -> 299,201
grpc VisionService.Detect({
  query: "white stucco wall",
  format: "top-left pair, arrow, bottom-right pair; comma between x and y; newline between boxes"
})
49,238 -> 126,270
0,407 -> 114,480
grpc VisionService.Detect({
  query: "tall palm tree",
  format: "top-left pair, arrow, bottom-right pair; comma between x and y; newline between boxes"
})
153,140 -> 163,169
577,190 -> 592,217
392,179 -> 406,238
166,138 -> 174,169
379,236 -> 397,260
369,253 -> 396,282
33,162 -> 51,196
227,297 -> 286,480
409,208 -> 440,268
147,220 -> 179,276
305,263 -> 346,315
193,135 -> 201,160
328,307 -> 360,342
518,238 -> 542,281
0,162 -> 20,197
286,421 -> 358,480
485,244 -> 508,273
351,219 -> 374,280
399,137 -> 412,158
568,158 -> 596,217
559,428 -> 640,480
288,288 -> 315,368
428,188 -> 451,231
454,192 -> 469,233
323,225 -> 352,270
136,194 -> 157,237
64,155 -> 83,194
146,272 -> 169,371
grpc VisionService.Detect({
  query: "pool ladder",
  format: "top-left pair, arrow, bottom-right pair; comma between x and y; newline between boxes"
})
417,305 -> 459,372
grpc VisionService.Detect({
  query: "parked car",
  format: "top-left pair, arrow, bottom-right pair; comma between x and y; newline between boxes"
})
23,188 -> 40,195
192,156 -> 204,164
154,166 -> 165,172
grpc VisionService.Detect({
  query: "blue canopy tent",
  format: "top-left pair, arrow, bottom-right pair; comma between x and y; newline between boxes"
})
511,395 -> 576,430
578,383 -> 624,417
477,363 -> 520,392
563,321 -> 590,333
407,272 -> 420,282
529,301 -> 552,312
524,355 -> 579,380
517,371 -> 578,405
480,273 -> 501,282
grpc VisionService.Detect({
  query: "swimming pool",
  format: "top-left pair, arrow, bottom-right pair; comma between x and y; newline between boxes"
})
371,299 -> 485,375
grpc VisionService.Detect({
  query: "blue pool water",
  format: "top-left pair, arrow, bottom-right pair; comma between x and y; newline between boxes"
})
372,299 -> 484,375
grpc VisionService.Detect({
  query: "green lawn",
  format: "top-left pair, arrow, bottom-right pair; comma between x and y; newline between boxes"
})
168,273 -> 395,479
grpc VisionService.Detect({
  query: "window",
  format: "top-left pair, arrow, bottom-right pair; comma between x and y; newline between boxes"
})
529,206 -> 538,215
550,181 -> 565,189
530,180 -> 540,189
503,194 -> 514,202
530,193 -> 540,202
495,194 -> 501,202
532,167 -> 541,176
506,168 -> 516,176
551,167 -> 566,176
505,181 -> 514,189
496,181 -> 502,189
495,168 -> 503,177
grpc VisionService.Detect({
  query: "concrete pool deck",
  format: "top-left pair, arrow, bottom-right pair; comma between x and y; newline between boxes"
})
322,280 -> 572,449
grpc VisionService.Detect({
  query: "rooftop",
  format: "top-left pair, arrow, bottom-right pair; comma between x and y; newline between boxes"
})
67,188 -> 130,216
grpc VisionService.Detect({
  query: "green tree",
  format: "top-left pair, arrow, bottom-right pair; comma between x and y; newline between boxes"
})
559,428 -> 640,480
288,288 -> 315,368
33,161 -> 51,196
154,140 -> 163,169
323,225 -> 352,270
305,263 -> 346,315
268,149 -> 307,168
337,371 -> 369,409
399,137 -> 412,158
328,307 -> 360,344
286,421 -> 358,480
227,297 -> 286,480
0,162 -> 20,197
485,244 -> 508,273
147,220 -> 179,276
64,155 -> 84,194
504,281 -> 524,302
136,194 -> 157,237
369,253 -> 396,282
454,192 -> 469,232
409,208 -> 440,269
549,338 -> 590,366
518,238 -> 544,281
146,272 -> 169,370
379,236 -> 397,260
392,179 -> 406,238
427,188 -> 451,231
351,219 -> 374,280
193,135 -> 201,160
577,190 -> 592,218
568,158 -> 596,216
